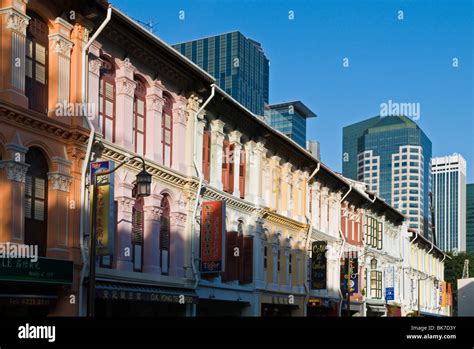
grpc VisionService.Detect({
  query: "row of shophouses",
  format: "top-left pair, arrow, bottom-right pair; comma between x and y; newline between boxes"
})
0,0 -> 452,317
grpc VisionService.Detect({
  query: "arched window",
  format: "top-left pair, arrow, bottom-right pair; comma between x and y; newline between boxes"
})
24,147 -> 49,256
131,184 -> 144,272
160,194 -> 171,275
162,94 -> 173,167
99,56 -> 115,141
133,77 -> 146,155
25,11 -> 48,114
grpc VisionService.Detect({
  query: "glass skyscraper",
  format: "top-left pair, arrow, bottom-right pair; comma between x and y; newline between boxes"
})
264,101 -> 316,148
173,31 -> 269,115
432,154 -> 467,252
342,115 -> 432,239
467,183 -> 474,253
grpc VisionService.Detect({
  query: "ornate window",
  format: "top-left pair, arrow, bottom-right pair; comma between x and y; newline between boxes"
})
99,56 -> 115,141
133,77 -> 146,155
24,147 -> 49,256
221,138 -> 234,194
162,94 -> 173,167
160,194 -> 171,275
202,125 -> 211,181
25,11 -> 48,114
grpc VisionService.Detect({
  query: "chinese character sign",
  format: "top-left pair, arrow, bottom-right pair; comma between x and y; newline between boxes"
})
200,201 -> 226,273
311,241 -> 327,289
90,161 -> 115,256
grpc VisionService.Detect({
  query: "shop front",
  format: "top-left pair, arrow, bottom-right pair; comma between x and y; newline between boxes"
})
94,280 -> 198,316
0,257 -> 74,316
260,293 -> 305,317
307,297 -> 339,317
196,286 -> 254,316
365,301 -> 388,317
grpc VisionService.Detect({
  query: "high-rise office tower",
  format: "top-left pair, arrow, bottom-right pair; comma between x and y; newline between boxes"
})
466,183 -> 474,253
264,101 -> 316,148
173,31 -> 269,115
432,154 -> 467,252
342,115 -> 432,238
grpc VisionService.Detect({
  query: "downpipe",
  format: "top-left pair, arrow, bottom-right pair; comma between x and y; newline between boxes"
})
303,162 -> 320,311
338,185 -> 352,316
191,84 -> 215,289
78,6 -> 112,317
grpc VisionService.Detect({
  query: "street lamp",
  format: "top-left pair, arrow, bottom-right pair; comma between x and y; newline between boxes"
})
87,155 -> 152,317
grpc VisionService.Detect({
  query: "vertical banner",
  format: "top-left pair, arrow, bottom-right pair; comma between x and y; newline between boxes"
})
342,251 -> 359,294
385,266 -> 395,301
447,283 -> 452,306
440,281 -> 447,307
311,241 -> 327,289
201,201 -> 226,273
90,161 -> 114,256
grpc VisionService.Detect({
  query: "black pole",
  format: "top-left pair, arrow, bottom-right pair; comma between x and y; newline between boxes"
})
88,174 -> 98,317
86,155 -> 148,317
346,258 -> 351,317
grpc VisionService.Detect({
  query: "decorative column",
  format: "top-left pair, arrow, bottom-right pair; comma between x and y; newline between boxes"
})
209,119 -> 225,190
228,130 -> 242,198
48,17 -> 74,117
143,193 -> 162,274
0,142 -> 28,243
170,210 -> 187,277
311,182 -> 321,230
329,192 -> 340,237
253,216 -> 266,288
270,155 -> 281,212
69,24 -> 89,112
195,114 -> 206,175
87,41 -> 102,130
294,170 -> 304,221
186,94 -> 203,176
282,162 -> 292,216
245,140 -> 265,206
114,171 -> 134,271
145,80 -> 164,164
115,59 -> 136,149
0,1 -> 30,107
47,157 -> 73,259
320,186 -> 329,233
172,96 -> 188,173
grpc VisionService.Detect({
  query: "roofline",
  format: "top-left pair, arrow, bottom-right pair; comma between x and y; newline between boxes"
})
109,6 -> 216,84
268,101 -> 317,118
409,231 -> 450,260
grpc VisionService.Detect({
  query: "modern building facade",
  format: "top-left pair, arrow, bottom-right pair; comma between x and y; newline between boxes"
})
342,115 -> 433,239
172,31 -> 269,115
265,101 -> 316,148
467,184 -> 474,253
432,154 -> 467,253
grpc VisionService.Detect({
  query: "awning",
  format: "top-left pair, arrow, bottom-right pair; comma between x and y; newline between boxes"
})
367,304 -> 387,313
95,281 -> 198,304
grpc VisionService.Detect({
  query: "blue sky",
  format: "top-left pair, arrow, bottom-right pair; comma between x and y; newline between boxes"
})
111,0 -> 473,181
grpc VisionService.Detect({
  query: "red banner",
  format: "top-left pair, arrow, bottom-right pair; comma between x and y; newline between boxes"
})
447,283 -> 452,306
201,201 -> 226,273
